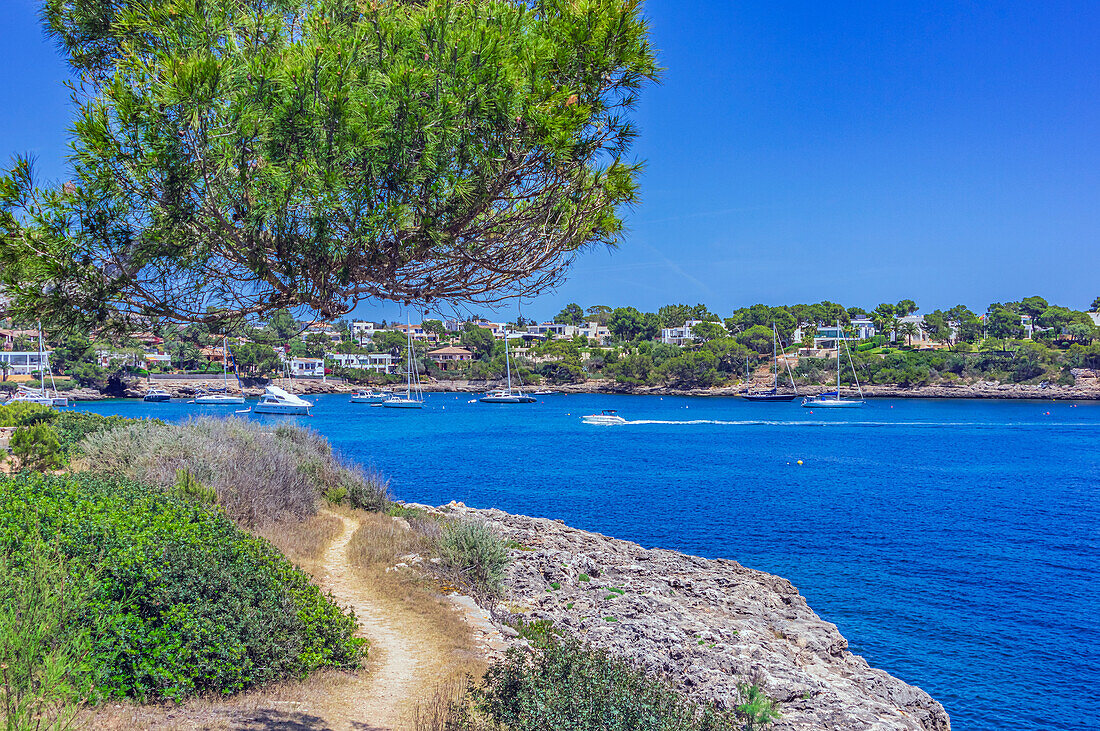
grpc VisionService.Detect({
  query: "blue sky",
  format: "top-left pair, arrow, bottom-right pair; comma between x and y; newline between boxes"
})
3,0 -> 1098,324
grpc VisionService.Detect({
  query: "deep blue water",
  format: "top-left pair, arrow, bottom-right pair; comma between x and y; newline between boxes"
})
72,394 -> 1099,730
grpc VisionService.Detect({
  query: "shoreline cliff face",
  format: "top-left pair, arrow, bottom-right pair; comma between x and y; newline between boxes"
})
433,502 -> 951,731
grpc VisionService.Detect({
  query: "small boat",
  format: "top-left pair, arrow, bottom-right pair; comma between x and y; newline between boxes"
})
744,324 -> 798,402
194,337 -> 246,404
582,409 -> 628,425
194,390 -> 246,405
478,331 -> 535,404
532,389 -> 558,396
802,319 -> 865,408
480,388 -> 537,404
143,386 -> 172,402
252,385 -> 312,415
351,389 -> 391,404
6,386 -> 55,407
383,317 -> 424,409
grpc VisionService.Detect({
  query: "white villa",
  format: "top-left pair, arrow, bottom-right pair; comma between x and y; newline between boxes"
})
525,321 -> 611,344
287,356 -> 325,377
0,350 -> 52,376
659,319 -> 724,346
326,352 -> 396,374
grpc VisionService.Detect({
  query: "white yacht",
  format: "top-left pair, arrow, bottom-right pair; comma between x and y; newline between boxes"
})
383,318 -> 424,409
252,385 -> 312,415
478,331 -> 535,403
802,319 -> 865,408
582,409 -> 627,425
351,389 -> 391,404
194,337 -> 246,404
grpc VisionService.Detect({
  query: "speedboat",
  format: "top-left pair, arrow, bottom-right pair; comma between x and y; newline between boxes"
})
194,390 -> 246,405
143,386 -> 172,403
252,385 -> 312,415
532,389 -> 558,396
582,409 -> 627,425
479,388 -> 537,403
351,389 -> 391,404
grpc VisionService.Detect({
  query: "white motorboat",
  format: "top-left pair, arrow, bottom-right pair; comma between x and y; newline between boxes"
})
802,319 -> 865,408
582,409 -> 627,425
478,331 -> 535,403
351,389 -> 391,404
143,386 -> 172,402
383,317 -> 424,409
252,385 -> 312,415
194,337 -> 246,404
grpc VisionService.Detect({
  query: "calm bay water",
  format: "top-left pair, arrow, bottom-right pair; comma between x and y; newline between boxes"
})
72,394 -> 1099,730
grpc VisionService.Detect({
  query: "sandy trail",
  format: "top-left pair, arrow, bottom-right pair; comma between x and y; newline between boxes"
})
314,510 -> 438,731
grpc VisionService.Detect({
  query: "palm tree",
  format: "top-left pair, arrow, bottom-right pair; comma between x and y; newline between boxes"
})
0,361 -> 10,382
899,322 -> 920,347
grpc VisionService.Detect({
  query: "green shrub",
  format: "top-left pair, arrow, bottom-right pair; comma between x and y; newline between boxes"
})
0,540 -> 92,731
51,410 -> 136,456
437,518 -> 511,597
173,468 -> 217,505
473,637 -> 747,731
0,472 -> 364,701
0,402 -> 56,427
346,466 -> 391,512
10,423 -> 63,471
509,618 -> 561,648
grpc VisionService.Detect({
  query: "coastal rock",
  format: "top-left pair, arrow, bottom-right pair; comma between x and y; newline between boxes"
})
435,504 -> 951,731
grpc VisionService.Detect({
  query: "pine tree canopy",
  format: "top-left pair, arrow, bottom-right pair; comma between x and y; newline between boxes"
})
1,0 -> 658,330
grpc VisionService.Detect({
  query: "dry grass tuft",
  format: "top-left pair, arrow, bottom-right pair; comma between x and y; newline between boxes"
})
255,512 -> 344,570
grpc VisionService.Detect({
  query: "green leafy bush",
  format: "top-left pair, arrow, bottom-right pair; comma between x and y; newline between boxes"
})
472,637 -> 750,731
437,518 -> 511,597
10,423 -> 63,471
50,410 -> 136,456
0,540 -> 92,731
0,472 -> 364,701
0,402 -> 57,427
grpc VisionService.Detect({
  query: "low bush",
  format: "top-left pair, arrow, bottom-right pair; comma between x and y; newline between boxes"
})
346,465 -> 391,512
0,402 -> 56,427
80,417 -> 385,527
437,518 -> 511,597
10,422 -> 63,471
470,637 -> 757,731
51,410 -> 135,456
0,472 -> 364,701
0,540 -> 92,731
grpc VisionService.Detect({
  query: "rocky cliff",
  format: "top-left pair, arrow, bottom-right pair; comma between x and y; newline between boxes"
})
435,502 -> 951,731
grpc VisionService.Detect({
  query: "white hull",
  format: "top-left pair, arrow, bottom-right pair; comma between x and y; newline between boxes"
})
582,415 -> 627,425
194,395 -> 246,404
802,398 -> 864,408
7,395 -> 55,407
351,392 -> 390,404
382,398 -> 423,409
51,397 -> 69,407
479,392 -> 536,404
253,403 -> 310,415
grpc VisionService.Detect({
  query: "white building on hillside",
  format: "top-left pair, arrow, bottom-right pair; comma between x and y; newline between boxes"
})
659,320 -> 723,346
0,350 -> 52,376
326,352 -> 396,374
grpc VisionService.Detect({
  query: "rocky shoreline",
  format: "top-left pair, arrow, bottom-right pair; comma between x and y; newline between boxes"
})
423,501 -> 951,731
54,368 -> 1100,401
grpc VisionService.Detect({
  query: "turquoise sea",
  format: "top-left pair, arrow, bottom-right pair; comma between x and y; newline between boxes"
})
72,394 -> 1099,730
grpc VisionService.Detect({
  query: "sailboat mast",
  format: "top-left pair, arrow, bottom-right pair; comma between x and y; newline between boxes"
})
222,336 -> 229,389
836,319 -> 842,400
772,324 -> 778,390
504,331 -> 513,392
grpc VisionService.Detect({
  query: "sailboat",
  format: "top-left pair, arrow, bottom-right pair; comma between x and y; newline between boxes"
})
743,324 -> 799,402
479,331 -> 536,403
382,319 -> 424,408
194,337 -> 246,404
802,320 -> 865,408
8,323 -> 66,407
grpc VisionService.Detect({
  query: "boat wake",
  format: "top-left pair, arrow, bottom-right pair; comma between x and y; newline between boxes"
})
609,419 -> 1080,428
